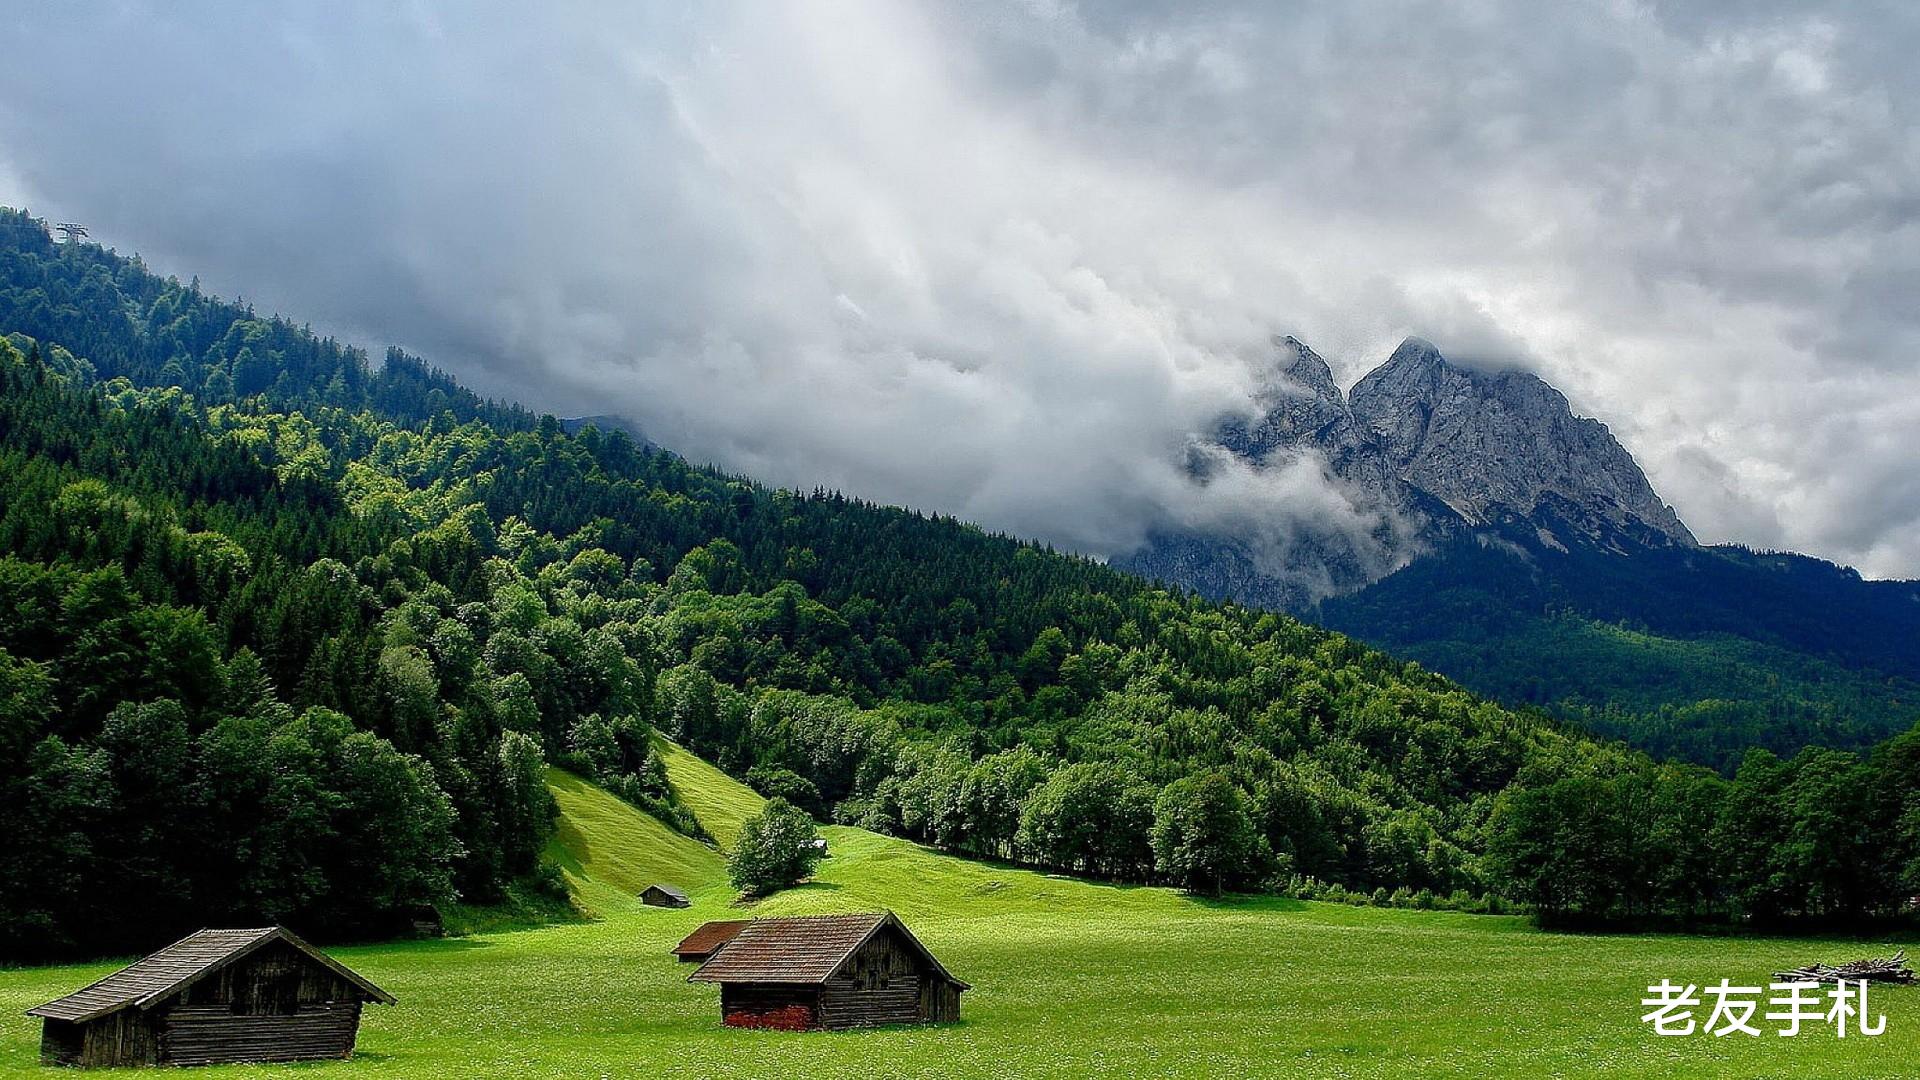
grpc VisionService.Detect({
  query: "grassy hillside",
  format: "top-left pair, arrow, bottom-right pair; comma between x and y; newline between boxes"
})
542,766 -> 729,913
1,753 -> 1912,1078
655,737 -> 765,851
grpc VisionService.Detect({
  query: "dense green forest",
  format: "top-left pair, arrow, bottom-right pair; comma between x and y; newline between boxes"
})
1321,528 -> 1920,770
0,209 -> 1915,960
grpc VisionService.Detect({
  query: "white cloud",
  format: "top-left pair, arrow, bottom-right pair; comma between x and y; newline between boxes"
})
0,0 -> 1916,576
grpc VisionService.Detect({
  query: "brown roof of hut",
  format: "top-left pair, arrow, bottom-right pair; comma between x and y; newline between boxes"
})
687,912 -> 968,988
28,927 -> 394,1023
673,920 -> 751,962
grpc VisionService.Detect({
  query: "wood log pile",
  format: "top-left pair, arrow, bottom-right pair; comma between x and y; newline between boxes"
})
1773,949 -> 1913,985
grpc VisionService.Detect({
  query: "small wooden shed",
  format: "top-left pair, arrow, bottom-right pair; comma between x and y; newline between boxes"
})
27,926 -> 394,1068
672,920 -> 750,963
640,884 -> 691,909
688,912 -> 967,1030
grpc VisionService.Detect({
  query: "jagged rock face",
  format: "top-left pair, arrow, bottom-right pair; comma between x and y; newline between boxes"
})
1215,337 -> 1400,493
1218,337 -> 1351,459
1348,338 -> 1693,546
1118,335 -> 1694,610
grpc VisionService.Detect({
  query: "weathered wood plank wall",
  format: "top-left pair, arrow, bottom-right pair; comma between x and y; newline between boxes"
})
161,1002 -> 362,1065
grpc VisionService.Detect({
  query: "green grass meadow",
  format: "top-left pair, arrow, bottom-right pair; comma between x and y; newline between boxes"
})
1,742 -> 1911,1078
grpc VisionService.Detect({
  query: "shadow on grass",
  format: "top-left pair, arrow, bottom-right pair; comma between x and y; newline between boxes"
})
860,836 -> 1171,901
1532,912 -> 1920,943
1181,893 -> 1312,914
358,934 -> 499,956
833,1019 -> 974,1036
730,880 -> 846,908
438,877 -> 587,938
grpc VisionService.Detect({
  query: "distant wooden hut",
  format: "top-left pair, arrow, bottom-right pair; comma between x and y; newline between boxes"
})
673,920 -> 751,963
688,912 -> 967,1030
27,927 -> 393,1068
640,884 -> 691,909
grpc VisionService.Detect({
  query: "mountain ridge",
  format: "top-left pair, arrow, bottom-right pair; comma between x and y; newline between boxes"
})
1124,333 -> 1696,610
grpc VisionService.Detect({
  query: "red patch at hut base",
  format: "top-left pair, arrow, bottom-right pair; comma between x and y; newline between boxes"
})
723,1004 -> 816,1031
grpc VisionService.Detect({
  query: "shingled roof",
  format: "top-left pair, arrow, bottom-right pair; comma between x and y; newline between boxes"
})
26,927 -> 395,1023
672,919 -> 751,959
687,912 -> 967,988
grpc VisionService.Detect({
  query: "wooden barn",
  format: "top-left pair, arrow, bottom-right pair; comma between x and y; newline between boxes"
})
687,912 -> 967,1030
26,927 -> 393,1068
640,884 -> 691,909
672,920 -> 750,963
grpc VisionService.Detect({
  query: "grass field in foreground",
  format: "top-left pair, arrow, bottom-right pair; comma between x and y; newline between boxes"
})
0,745 -> 1912,1078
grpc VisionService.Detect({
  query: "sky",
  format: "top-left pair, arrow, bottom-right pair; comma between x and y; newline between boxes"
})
1,1 -> 1917,579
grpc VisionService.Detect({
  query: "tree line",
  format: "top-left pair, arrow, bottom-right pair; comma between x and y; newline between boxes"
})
1489,739 -> 1920,926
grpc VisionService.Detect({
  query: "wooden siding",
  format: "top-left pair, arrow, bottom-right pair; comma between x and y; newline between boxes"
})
921,978 -> 962,1023
36,1010 -> 164,1068
720,985 -> 819,1030
816,928 -> 929,1029
82,1011 -> 159,1068
819,981 -> 921,1028
160,1002 -> 361,1066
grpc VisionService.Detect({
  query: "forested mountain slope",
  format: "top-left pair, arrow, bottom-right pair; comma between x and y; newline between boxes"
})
1319,533 -> 1920,770
0,209 -> 1915,960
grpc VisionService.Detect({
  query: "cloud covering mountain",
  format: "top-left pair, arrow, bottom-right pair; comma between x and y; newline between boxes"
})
2,1 -> 1916,576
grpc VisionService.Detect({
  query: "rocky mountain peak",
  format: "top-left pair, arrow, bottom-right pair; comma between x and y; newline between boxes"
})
1272,334 -> 1342,401
1221,336 -> 1362,463
1380,334 -> 1447,371
1119,332 -> 1696,611
1347,338 -> 1693,545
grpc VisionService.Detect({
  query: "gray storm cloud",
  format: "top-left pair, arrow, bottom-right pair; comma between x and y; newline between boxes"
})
1,1 -> 1917,577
